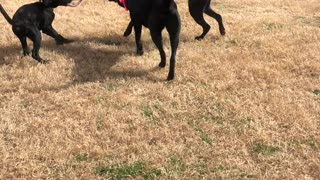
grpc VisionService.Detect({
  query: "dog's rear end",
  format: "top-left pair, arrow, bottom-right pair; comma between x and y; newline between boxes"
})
151,0 -> 181,80
109,0 -> 181,80
148,0 -> 181,80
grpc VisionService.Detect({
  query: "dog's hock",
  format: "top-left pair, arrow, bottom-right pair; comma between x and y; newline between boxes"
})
67,0 -> 83,7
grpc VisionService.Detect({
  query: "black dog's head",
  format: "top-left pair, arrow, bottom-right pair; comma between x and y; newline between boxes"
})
40,0 -> 83,8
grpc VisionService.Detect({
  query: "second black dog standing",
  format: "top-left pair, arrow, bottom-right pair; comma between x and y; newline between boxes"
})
0,0 -> 82,63
110,0 -> 181,81
119,0 -> 225,40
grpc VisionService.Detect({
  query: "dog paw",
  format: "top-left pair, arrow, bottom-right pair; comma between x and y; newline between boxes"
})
56,40 -> 64,45
33,58 -> 48,64
167,72 -> 175,81
39,59 -> 49,64
56,38 -> 74,45
123,30 -> 132,37
23,51 -> 30,56
63,39 -> 74,44
220,29 -> 226,36
159,62 -> 166,68
136,49 -> 144,56
195,36 -> 204,40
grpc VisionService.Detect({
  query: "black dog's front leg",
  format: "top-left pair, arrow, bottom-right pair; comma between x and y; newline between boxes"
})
42,26 -> 74,45
133,23 -> 144,55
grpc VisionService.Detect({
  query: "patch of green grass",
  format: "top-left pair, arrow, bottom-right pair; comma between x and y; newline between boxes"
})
214,165 -> 227,172
226,39 -> 238,48
188,120 -> 214,145
94,96 -> 106,105
263,22 -> 283,31
152,103 -> 165,114
142,104 -> 165,123
253,143 -> 281,155
143,105 -> 154,120
297,16 -> 320,28
194,162 -> 208,176
169,157 -> 186,172
169,102 -> 178,109
165,156 -> 187,177
96,113 -> 105,130
105,83 -> 117,92
313,90 -> 320,96
74,153 -> 89,162
234,117 -> 255,134
199,81 -> 209,89
195,127 -> 214,145
302,137 -> 319,150
289,137 -> 319,150
96,161 -> 161,179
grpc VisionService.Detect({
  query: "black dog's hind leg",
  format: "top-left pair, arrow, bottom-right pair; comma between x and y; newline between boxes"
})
18,36 -> 30,56
149,20 -> 166,68
42,26 -> 74,45
27,27 -> 46,63
204,0 -> 225,35
123,21 -> 134,37
151,30 -> 166,68
12,26 -> 30,56
165,11 -> 181,81
133,22 -> 144,55
188,0 -> 210,40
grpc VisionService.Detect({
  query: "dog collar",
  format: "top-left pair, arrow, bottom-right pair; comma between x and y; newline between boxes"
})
119,0 -> 128,10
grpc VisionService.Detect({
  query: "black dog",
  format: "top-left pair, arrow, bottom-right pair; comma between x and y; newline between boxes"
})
0,0 -> 82,63
121,0 -> 225,40
109,0 -> 181,81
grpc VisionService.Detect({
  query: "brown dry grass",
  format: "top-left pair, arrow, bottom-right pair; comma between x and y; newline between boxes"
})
1,0 -> 320,179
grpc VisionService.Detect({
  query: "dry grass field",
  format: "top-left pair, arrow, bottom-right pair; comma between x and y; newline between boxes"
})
1,0 -> 320,179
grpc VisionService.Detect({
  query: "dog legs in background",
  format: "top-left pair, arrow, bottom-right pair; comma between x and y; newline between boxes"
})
204,1 -> 225,36
122,0 -> 225,40
188,0 -> 225,40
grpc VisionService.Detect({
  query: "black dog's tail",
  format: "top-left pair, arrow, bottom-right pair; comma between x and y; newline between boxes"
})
0,4 -> 13,25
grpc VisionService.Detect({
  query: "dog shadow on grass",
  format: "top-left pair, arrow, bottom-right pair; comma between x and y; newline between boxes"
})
0,34 -> 164,88
51,34 -> 164,83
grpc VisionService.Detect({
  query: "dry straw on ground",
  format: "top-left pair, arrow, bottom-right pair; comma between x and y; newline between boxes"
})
0,0 -> 320,179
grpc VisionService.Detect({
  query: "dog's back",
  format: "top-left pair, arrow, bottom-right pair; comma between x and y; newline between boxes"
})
12,2 -> 50,27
